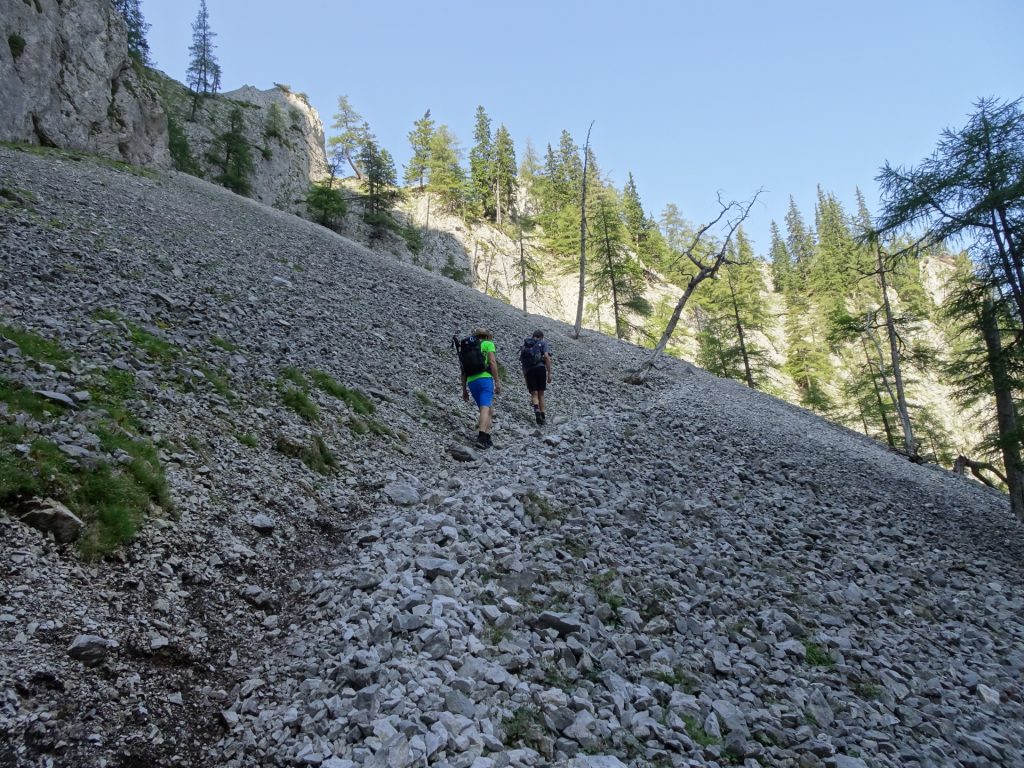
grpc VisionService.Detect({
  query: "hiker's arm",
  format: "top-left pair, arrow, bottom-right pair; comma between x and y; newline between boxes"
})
489,353 -> 501,394
544,352 -> 552,382
461,372 -> 469,401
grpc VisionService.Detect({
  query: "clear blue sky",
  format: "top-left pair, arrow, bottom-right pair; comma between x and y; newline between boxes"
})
140,0 -> 1023,254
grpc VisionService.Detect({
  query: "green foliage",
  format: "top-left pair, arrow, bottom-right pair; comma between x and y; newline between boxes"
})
404,109 -> 435,188
306,182 -> 347,227
426,125 -> 467,213
360,137 -> 399,214
682,715 -> 720,747
186,0 -> 221,95
275,433 -> 336,474
281,386 -> 319,422
8,34 -> 26,60
587,187 -> 650,340
264,102 -> 286,141
207,107 -> 254,196
311,370 -> 375,414
501,706 -> 545,749
329,95 -> 369,177
0,378 -> 67,420
211,334 -> 237,352
237,432 -> 258,448
469,106 -> 494,219
167,115 -> 201,175
0,324 -> 71,368
112,0 -> 151,64
803,641 -> 835,668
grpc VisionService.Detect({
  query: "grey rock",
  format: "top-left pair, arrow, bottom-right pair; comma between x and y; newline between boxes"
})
68,634 -> 116,665
18,498 -> 85,543
385,482 -> 421,506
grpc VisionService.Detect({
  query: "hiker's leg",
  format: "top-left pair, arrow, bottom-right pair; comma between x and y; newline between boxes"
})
479,406 -> 493,433
537,391 -> 546,413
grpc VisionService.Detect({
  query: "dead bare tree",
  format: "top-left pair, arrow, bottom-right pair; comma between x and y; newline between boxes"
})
626,191 -> 762,384
572,121 -> 595,339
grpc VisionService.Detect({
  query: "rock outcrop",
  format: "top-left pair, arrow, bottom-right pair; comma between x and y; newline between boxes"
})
153,74 -> 329,213
0,0 -> 170,168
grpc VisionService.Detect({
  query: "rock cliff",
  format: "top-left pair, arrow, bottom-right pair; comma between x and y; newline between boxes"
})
0,0 -> 170,168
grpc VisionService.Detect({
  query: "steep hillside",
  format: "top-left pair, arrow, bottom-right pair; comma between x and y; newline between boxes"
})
1,147 -> 1023,768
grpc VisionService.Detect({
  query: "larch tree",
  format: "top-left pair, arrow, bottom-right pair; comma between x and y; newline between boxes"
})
186,0 -> 221,116
875,96 -> 1024,518
360,137 -> 398,215
572,122 -> 595,339
329,96 -> 369,179
112,0 -> 151,63
405,109 -> 435,190
589,187 -> 649,339
426,125 -> 466,214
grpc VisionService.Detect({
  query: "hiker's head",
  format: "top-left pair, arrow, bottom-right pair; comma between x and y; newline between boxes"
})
473,327 -> 493,340
532,329 -> 544,339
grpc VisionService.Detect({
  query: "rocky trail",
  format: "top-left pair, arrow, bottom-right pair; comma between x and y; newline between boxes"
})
1,147 -> 1023,768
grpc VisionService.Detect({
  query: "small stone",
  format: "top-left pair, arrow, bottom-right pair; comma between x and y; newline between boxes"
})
249,513 -> 276,534
68,635 -> 116,666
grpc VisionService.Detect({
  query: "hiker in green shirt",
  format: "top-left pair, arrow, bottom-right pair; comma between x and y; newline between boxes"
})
458,328 -> 501,449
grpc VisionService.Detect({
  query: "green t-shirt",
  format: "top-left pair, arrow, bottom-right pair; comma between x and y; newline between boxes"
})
466,339 -> 496,383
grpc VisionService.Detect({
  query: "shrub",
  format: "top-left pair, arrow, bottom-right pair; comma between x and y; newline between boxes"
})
167,116 -> 201,175
306,182 -> 346,227
237,433 -> 258,448
8,34 -> 25,60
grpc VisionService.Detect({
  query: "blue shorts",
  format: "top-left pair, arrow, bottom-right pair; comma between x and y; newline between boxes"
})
468,377 -> 494,408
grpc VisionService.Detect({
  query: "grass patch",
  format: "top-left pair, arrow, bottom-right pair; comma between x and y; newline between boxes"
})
310,370 -> 375,415
0,141 -> 157,178
237,433 -> 258,448
126,321 -> 179,364
0,324 -> 72,368
853,682 -> 882,700
197,365 -> 234,402
349,416 -> 368,435
682,715 -> 720,747
211,334 -> 238,352
414,390 -> 432,407
280,366 -> 306,387
281,387 -> 319,422
647,666 -> 700,694
275,434 -> 336,474
367,419 -> 392,437
501,706 -> 545,750
0,378 -> 67,420
804,641 -> 835,668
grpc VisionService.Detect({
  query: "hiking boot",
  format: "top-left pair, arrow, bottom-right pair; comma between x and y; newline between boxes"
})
535,411 -> 543,425
477,431 -> 492,449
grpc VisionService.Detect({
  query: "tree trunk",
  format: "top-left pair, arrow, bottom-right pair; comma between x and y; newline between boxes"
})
519,222 -> 527,314
876,243 -> 917,458
727,270 -> 754,388
602,210 -> 623,339
860,338 -> 896,448
980,297 -> 1024,521
572,122 -> 594,339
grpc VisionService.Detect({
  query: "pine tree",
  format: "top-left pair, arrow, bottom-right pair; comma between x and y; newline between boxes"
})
469,106 -> 494,220
768,221 -> 792,293
112,0 -> 151,64
492,125 -> 517,227
517,139 -> 542,217
186,0 -> 221,104
329,96 -> 369,179
404,109 -> 435,189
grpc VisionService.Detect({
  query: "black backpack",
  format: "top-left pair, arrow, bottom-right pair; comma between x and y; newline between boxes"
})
453,335 -> 487,376
520,337 -> 544,369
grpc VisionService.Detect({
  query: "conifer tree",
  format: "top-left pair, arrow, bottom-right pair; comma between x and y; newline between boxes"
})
112,0 -> 151,64
404,109 -> 435,189
469,106 -> 494,219
360,137 -> 398,215
589,188 -> 649,339
329,96 -> 369,179
768,221 -> 792,293
186,0 -> 221,107
207,107 -> 253,196
622,173 -> 646,249
493,125 -> 517,227
517,139 -> 542,217
426,126 -> 466,213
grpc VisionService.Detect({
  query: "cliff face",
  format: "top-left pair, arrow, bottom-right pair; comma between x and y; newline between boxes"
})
153,75 -> 329,213
0,0 -> 170,168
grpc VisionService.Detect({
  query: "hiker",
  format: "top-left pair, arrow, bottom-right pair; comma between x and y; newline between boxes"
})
520,329 -> 552,425
456,328 -> 501,448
